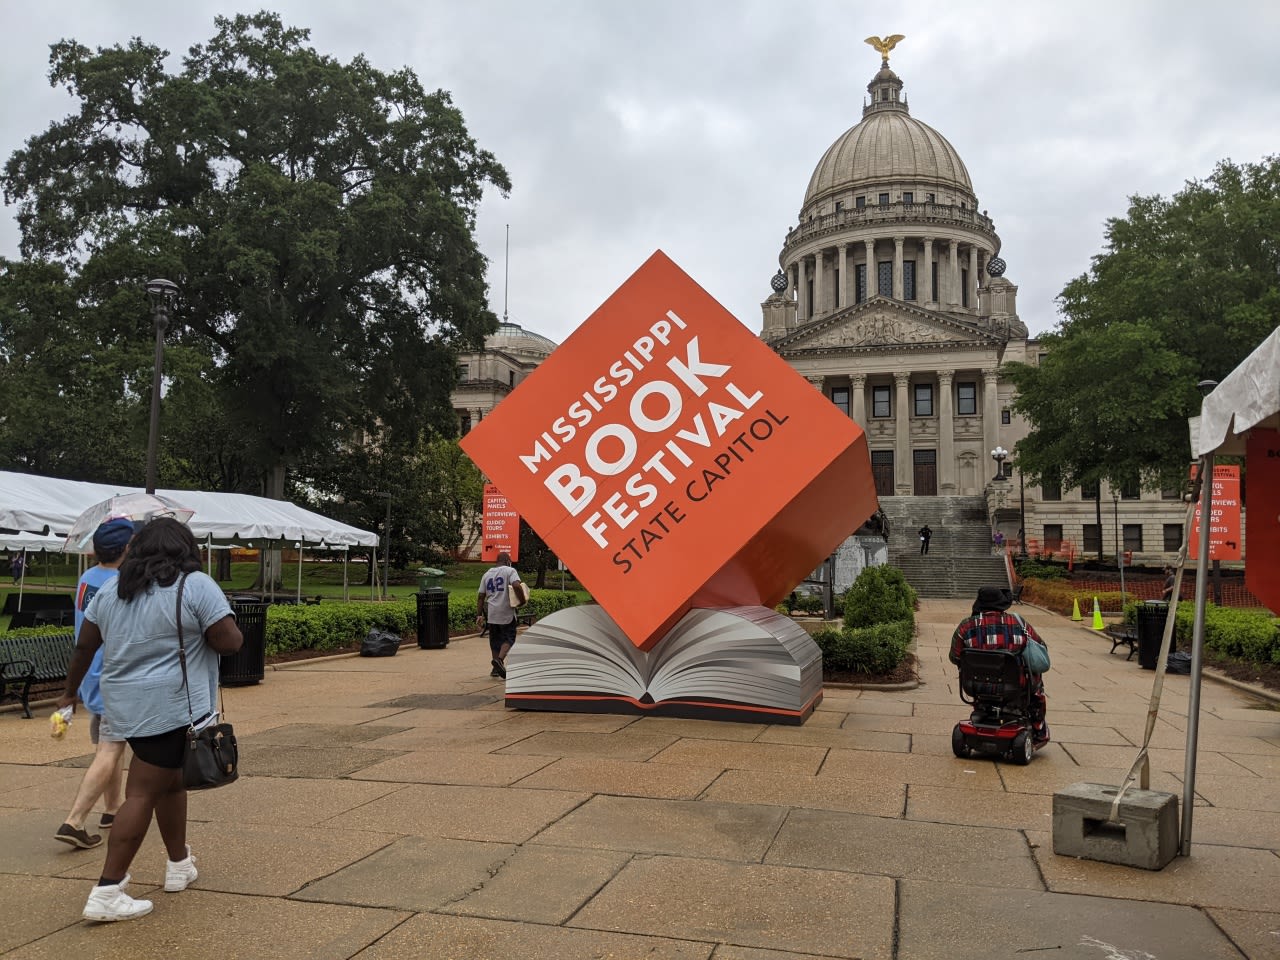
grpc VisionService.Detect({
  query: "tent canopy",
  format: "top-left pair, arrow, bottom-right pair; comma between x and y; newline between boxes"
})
0,472 -> 378,550
1190,325 -> 1280,457
0,532 -> 67,553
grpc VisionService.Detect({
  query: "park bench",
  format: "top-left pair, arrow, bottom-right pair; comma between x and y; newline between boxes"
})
0,632 -> 76,718
1104,624 -> 1138,661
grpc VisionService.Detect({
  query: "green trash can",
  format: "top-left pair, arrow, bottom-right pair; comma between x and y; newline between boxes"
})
417,567 -> 445,591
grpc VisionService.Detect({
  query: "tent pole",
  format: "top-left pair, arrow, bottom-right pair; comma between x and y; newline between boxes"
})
17,548 -> 26,610
371,546 -> 377,601
342,548 -> 349,602
1181,454 -> 1214,856
296,540 -> 303,603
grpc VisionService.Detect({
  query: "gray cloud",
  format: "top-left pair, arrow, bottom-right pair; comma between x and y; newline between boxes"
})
3,1 -> 1277,344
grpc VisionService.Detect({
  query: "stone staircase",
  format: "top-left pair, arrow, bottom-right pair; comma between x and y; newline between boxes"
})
878,496 -> 1009,599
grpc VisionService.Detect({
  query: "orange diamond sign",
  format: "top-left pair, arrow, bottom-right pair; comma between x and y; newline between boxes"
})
460,251 -> 878,650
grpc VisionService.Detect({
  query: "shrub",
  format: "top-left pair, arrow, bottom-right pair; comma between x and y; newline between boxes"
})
1020,579 -> 1126,616
1122,602 -> 1279,664
843,565 -> 916,629
812,620 -> 913,674
1016,559 -> 1067,581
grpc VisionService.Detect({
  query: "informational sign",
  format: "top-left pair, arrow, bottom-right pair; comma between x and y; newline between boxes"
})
1188,464 -> 1242,561
1245,430 -> 1280,611
480,484 -> 519,562
461,250 -> 878,650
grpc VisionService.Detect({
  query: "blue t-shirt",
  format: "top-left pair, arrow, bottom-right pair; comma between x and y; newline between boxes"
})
85,571 -> 234,738
75,564 -> 120,716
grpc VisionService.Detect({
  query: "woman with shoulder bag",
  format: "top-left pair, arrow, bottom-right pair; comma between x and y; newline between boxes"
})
57,518 -> 243,922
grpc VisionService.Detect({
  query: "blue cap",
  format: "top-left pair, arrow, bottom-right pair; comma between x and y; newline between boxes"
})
93,518 -> 137,554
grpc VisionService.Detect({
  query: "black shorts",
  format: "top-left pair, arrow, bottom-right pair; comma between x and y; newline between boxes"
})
127,726 -> 187,769
489,619 -> 517,656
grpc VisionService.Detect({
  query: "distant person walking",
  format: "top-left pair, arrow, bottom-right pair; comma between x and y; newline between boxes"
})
1161,566 -> 1176,602
10,551 -> 25,583
918,524 -> 933,555
53,519 -> 136,851
476,551 -> 525,679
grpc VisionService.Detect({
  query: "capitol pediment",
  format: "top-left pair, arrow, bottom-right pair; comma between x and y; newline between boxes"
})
774,299 -> 1000,353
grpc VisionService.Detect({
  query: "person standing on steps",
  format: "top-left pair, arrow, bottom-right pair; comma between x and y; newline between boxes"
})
918,524 -> 933,555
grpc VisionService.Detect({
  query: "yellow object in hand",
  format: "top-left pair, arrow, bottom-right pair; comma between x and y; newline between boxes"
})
50,712 -> 68,739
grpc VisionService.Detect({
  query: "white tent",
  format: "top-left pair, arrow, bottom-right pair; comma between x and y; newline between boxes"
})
0,472 -> 378,547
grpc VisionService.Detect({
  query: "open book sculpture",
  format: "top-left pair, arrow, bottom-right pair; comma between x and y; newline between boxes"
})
505,604 -> 823,724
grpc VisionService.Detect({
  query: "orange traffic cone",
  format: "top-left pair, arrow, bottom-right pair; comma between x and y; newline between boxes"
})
1091,597 -> 1104,630
1071,598 -> 1082,622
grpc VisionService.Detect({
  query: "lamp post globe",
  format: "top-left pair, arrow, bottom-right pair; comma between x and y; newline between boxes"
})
990,446 -> 1009,481
144,279 -> 179,495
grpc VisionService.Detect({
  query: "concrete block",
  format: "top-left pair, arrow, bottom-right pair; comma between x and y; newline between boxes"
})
1052,781 -> 1179,870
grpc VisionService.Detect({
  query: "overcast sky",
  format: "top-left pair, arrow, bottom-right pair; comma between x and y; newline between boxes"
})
3,1 -> 1278,344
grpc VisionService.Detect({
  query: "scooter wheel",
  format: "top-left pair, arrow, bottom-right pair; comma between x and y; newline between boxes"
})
951,724 -> 969,758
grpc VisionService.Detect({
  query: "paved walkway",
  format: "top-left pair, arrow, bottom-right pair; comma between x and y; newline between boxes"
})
1,600 -> 1278,959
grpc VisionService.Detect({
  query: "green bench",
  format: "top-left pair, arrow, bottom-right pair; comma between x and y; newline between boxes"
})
1,633 -> 76,718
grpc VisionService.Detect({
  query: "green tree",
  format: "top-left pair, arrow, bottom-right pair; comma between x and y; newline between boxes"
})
1006,157 -> 1280,495
2,12 -> 510,500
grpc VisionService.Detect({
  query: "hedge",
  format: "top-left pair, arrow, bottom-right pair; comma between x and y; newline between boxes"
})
844,565 -> 916,629
1021,579 -> 1127,616
811,621 -> 913,674
1123,601 -> 1280,665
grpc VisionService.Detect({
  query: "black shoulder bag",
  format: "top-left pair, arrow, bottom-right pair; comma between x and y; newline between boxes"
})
176,573 -> 240,790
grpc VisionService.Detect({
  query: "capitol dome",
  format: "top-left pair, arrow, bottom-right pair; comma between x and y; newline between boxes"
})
484,321 -> 558,360
802,65 -> 974,215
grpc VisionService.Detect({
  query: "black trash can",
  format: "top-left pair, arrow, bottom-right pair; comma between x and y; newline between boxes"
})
1136,601 -> 1170,670
220,600 -> 268,685
417,588 -> 450,649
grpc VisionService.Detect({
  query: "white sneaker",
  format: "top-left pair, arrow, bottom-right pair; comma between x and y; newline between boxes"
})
83,884 -> 153,922
164,846 -> 198,892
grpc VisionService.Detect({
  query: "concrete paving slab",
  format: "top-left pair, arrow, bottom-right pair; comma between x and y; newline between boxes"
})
649,739 -> 827,775
1223,751 -> 1280,777
442,843 -> 631,923
291,834 -> 515,911
0,762 -> 86,802
57,818 -> 400,896
1188,807 -> 1280,850
347,747 -> 556,785
996,759 -> 1186,797
496,729 -> 681,761
818,748 -> 1005,790
1181,773 -> 1280,813
797,708 -> 845,727
840,695 -> 915,717
907,732 -> 961,757
2,889 -> 407,960
237,742 -> 409,778
905,783 -> 1054,831
0,806 -> 120,877
700,768 -> 905,818
512,757 -> 723,799
840,713 -> 970,736
755,724 -> 910,753
348,913 -> 714,960
0,874 -> 92,952
710,948 -> 844,960
0,725 -> 106,765
767,807 -> 1042,889
1061,742 -> 1254,776
568,854 -> 894,959
362,706 -> 512,728
366,724 -> 543,753
234,722 -> 413,746
628,716 -> 769,741
1205,908 -> 1280,960
186,774 -> 406,825
1032,827 -> 1280,911
225,706 -> 417,734
328,782 -> 589,843
532,794 -> 786,861
487,710 -> 640,733
896,877 -> 1246,959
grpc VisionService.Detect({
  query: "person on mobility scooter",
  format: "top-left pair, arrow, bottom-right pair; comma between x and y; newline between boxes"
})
949,585 -> 1050,765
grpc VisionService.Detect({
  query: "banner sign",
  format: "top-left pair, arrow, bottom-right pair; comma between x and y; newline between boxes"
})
1188,464 -> 1242,561
480,484 -> 519,562
1245,430 -> 1280,611
461,250 -> 877,650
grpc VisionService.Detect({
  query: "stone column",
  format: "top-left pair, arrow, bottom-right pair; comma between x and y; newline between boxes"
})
938,371 -> 955,493
948,240 -> 960,307
851,373 -> 867,426
983,367 -> 1000,462
893,237 -> 904,300
806,374 -> 825,391
894,371 -> 911,494
864,239 -> 876,299
797,259 -> 809,321
839,243 -> 850,309
813,250 -> 826,316
786,262 -> 796,300
968,245 -> 978,307
922,237 -> 934,303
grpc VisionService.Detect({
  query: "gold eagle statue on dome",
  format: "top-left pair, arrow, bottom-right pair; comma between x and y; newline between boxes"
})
864,34 -> 906,65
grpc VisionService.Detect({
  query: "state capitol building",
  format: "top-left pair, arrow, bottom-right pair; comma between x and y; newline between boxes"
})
454,46 -> 1185,571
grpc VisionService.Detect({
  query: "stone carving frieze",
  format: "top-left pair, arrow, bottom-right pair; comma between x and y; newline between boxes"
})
791,311 -> 974,350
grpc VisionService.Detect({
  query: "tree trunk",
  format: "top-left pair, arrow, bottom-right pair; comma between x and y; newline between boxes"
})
215,550 -> 232,582
251,463 -> 287,590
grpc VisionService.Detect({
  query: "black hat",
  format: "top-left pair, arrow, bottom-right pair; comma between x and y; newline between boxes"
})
973,585 -> 1012,613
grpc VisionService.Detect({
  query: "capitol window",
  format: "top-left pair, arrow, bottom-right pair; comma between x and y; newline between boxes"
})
872,386 -> 891,417
903,192 -> 913,205
926,192 -> 935,203
913,384 -> 933,417
878,193 -> 889,206
855,195 -> 865,209
957,381 -> 976,415
834,201 -> 844,213
831,387 -> 850,416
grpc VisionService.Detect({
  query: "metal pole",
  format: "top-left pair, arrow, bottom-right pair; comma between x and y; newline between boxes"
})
1018,470 -> 1027,558
145,311 -> 167,495
1181,454 -> 1213,856
296,540 -> 303,603
382,496 -> 392,600
1114,494 -> 1126,609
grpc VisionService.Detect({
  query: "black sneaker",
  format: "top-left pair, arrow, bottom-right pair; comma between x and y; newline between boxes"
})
54,823 -> 102,849
491,658 -> 506,679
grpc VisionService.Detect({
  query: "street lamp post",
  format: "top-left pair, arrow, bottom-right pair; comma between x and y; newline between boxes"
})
144,279 -> 179,495
1018,469 -> 1027,559
990,445 -> 1008,481
1112,489 -> 1126,608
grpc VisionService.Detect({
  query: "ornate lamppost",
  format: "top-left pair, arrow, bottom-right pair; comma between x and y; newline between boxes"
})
990,446 -> 1008,481
144,279 -> 179,495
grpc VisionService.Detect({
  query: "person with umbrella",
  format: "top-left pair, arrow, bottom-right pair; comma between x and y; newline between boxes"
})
57,517 -> 242,922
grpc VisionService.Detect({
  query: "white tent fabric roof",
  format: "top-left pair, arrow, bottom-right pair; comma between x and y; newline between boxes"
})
1191,325 -> 1280,456
0,471 -> 378,549
0,532 -> 67,553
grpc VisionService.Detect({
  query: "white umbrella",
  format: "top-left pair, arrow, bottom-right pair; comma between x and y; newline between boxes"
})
64,492 -> 195,553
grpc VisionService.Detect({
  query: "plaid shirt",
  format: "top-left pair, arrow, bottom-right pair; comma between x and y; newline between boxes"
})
950,611 -> 1046,664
